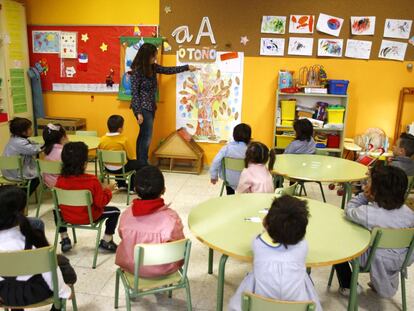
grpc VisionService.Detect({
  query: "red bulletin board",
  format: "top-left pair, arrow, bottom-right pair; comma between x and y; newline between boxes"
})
27,25 -> 158,92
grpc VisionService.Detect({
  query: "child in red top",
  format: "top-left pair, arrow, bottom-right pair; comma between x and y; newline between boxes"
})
55,142 -> 120,253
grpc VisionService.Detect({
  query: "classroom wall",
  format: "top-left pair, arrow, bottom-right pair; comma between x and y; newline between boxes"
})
24,0 -> 414,163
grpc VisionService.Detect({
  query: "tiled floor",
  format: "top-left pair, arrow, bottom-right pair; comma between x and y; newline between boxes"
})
28,170 -> 413,311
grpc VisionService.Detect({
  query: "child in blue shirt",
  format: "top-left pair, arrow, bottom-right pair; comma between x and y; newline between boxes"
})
284,119 -> 316,154
210,123 -> 252,194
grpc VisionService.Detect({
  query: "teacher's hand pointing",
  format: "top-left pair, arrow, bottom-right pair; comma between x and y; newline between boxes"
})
189,65 -> 199,72
137,113 -> 144,125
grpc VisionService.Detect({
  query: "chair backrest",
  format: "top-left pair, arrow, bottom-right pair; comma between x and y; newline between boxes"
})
221,157 -> 245,184
315,149 -> 329,156
75,130 -> 98,137
0,155 -> 23,178
0,246 -> 61,307
242,292 -> 315,311
36,160 -> 62,186
406,176 -> 414,199
275,182 -> 298,196
52,188 -> 94,224
132,239 -> 191,291
98,150 -> 127,166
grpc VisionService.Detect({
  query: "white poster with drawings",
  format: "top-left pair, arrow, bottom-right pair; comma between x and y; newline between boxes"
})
176,52 -> 244,143
60,32 -> 77,58
317,39 -> 343,57
260,38 -> 285,56
316,13 -> 344,37
345,39 -> 372,60
351,16 -> 376,35
288,37 -> 314,56
378,40 -> 407,61
383,19 -> 413,39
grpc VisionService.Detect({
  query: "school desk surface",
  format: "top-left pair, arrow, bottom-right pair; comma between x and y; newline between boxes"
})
30,134 -> 100,150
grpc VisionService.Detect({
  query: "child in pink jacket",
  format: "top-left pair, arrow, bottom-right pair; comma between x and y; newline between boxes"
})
115,165 -> 185,278
236,142 -> 275,193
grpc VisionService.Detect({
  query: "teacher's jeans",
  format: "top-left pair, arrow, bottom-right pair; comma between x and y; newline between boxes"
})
136,109 -> 155,166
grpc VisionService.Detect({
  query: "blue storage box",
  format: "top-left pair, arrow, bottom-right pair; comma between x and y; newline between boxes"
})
328,80 -> 349,95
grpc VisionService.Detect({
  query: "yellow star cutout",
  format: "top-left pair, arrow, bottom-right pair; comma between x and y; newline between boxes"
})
81,33 -> 89,42
100,42 -> 108,52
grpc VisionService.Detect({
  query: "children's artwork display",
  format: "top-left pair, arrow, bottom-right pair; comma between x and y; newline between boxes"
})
288,15 -> 315,34
287,37 -> 314,56
176,52 -> 244,143
378,40 -> 407,61
383,19 -> 413,39
351,16 -> 376,35
60,32 -> 77,59
317,39 -> 343,57
345,39 -> 372,60
260,38 -> 285,56
261,16 -> 286,34
32,31 -> 60,53
316,13 -> 344,37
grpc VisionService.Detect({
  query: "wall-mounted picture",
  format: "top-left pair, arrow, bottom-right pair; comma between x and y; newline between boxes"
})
378,39 -> 408,61
260,38 -> 285,56
261,16 -> 286,34
383,19 -> 413,39
351,16 -> 376,35
287,37 -> 314,56
289,15 -> 315,34
316,13 -> 344,37
32,31 -> 61,53
317,39 -> 343,57
345,39 -> 372,60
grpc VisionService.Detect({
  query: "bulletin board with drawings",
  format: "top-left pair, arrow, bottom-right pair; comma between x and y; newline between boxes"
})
27,25 -> 158,93
159,0 -> 414,61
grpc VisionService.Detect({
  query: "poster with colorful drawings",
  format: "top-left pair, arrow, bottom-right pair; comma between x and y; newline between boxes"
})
32,31 -> 60,53
60,32 -> 77,58
176,52 -> 244,143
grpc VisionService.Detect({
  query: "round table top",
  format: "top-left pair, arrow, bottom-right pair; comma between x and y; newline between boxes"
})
30,135 -> 100,150
188,193 -> 371,267
272,154 -> 368,182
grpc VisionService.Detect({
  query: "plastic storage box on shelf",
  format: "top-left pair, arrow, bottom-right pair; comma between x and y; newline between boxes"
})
275,135 -> 295,149
281,100 -> 296,120
328,80 -> 349,95
327,107 -> 345,124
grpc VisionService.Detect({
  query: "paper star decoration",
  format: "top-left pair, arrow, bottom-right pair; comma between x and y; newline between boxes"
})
240,36 -> 249,46
100,42 -> 108,52
164,5 -> 172,14
81,33 -> 89,42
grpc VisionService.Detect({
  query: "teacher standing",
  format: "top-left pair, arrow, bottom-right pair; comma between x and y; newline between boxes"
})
130,43 -> 197,167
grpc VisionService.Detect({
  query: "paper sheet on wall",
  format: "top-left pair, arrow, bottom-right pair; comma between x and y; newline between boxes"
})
52,83 -> 119,92
176,52 -> 244,144
288,37 -> 314,56
32,31 -> 61,53
10,69 -> 27,113
378,40 -> 407,61
60,32 -> 78,58
345,39 -> 372,60
383,19 -> 413,39
4,0 -> 25,62
316,13 -> 344,37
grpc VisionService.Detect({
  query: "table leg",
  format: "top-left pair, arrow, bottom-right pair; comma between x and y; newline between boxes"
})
341,182 -> 352,209
348,258 -> 360,311
208,248 -> 214,274
216,254 -> 228,311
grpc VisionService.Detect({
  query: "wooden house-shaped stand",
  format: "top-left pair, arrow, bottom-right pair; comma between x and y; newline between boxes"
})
153,129 -> 204,174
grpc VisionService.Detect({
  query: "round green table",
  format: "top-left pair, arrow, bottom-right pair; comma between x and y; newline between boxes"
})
30,134 -> 100,150
188,193 -> 371,311
272,154 -> 368,208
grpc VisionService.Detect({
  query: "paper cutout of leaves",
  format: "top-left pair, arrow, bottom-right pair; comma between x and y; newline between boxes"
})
217,70 -> 221,79
183,81 -> 187,89
219,107 -> 224,115
223,102 -> 227,110
227,107 -> 231,116
234,112 -> 239,120
179,90 -> 189,95
214,110 -> 218,118
220,80 -> 225,89
228,79 -> 232,87
235,77 -> 240,85
186,123 -> 194,129
188,77 -> 195,84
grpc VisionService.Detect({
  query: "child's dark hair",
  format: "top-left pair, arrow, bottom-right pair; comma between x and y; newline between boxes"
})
0,185 -> 48,248
399,132 -> 414,157
9,117 -> 32,138
265,195 -> 309,248
61,142 -> 88,177
370,165 -> 408,210
294,119 -> 313,142
233,123 -> 252,144
131,43 -> 158,78
245,142 -> 276,171
107,115 -> 125,133
42,123 -> 66,155
135,165 -> 165,200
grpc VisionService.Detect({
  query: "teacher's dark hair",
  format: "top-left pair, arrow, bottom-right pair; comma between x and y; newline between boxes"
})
131,43 -> 158,78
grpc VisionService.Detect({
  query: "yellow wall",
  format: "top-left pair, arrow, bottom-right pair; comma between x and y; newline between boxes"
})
25,0 -> 414,163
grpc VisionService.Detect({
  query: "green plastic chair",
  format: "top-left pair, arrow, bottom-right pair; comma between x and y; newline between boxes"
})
406,176 -> 414,200
328,227 -> 414,311
97,150 -> 134,205
242,292 -> 315,311
114,239 -> 192,311
36,159 -> 62,217
219,157 -> 245,196
52,188 -> 106,269
76,130 -> 98,175
275,182 -> 299,196
0,246 -> 77,311
0,155 -> 37,209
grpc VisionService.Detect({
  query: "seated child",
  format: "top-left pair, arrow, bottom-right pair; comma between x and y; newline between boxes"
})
115,165 -> 185,278
389,132 -> 414,176
210,123 -> 252,195
55,142 -> 120,253
236,142 -> 274,193
228,195 -> 322,311
2,117 -> 42,196
334,165 -> 414,297
42,124 -> 68,188
98,115 -> 141,191
284,119 -> 316,154
0,185 -> 76,310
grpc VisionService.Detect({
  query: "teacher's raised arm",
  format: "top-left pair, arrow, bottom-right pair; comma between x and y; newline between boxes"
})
129,43 -> 197,167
